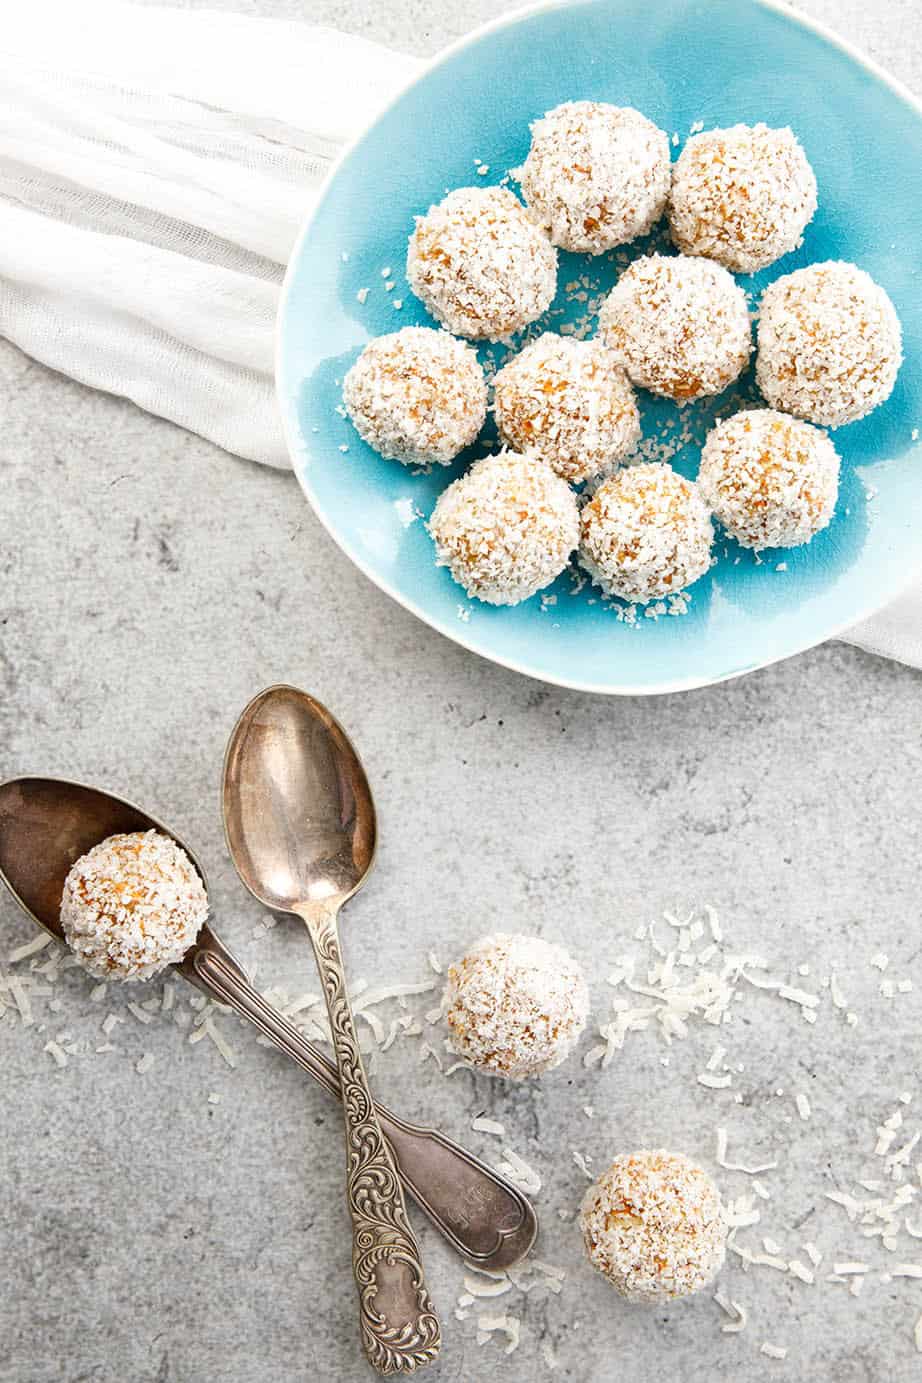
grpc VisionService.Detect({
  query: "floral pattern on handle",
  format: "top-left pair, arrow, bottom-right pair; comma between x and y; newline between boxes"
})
308,908 -> 441,1374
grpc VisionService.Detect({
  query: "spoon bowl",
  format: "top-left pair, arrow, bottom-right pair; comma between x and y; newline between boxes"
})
0,775 -> 239,981
223,685 -> 375,916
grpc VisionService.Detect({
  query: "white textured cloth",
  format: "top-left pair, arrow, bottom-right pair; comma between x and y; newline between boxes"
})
0,1 -> 918,667
0,0 -> 419,467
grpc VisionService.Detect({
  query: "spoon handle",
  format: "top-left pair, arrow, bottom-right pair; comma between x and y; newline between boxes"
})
191,945 -> 537,1272
303,907 -> 441,1374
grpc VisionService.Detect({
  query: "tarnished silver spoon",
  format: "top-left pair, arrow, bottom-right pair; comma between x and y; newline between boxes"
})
222,687 -> 446,1374
0,776 -> 537,1288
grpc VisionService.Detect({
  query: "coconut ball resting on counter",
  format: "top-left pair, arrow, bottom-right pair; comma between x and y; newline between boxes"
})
406,185 -> 557,341
443,932 -> 589,1079
669,123 -> 817,274
699,408 -> 840,550
60,831 -> 208,981
756,260 -> 902,428
519,101 -> 671,255
580,1150 -> 727,1301
342,327 -> 487,466
493,333 -> 641,483
580,462 -> 713,603
598,253 -> 752,401
429,450 -> 579,605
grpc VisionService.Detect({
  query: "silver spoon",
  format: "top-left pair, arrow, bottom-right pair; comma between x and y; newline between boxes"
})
0,776 -> 537,1284
222,686 -> 445,1374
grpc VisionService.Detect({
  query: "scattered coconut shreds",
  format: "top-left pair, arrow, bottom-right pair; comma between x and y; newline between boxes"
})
716,1127 -> 778,1175
428,950 -> 442,975
353,981 -> 436,1011
788,1259 -> 815,1285
464,1273 -> 512,1298
203,1019 -> 237,1068
761,1343 -> 788,1360
136,1052 -> 155,1075
871,952 -> 890,971
476,1313 -> 520,1355
698,1071 -> 732,1090
472,1116 -> 506,1138
796,1092 -> 812,1121
714,1294 -> 747,1334
43,1040 -> 68,1068
8,974 -> 33,1026
572,1148 -> 593,1180
892,1264 -> 922,1278
8,933 -> 53,964
496,1146 -> 541,1197
915,1314 -> 922,1354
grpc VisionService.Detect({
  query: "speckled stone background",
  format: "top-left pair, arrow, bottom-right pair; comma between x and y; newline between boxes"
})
2,2 -> 922,1381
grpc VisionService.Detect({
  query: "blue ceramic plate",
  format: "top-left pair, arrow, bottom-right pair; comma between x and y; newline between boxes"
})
277,0 -> 922,694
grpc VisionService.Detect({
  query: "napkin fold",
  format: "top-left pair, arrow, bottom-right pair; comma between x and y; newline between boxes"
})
0,1 -> 918,668
0,1 -> 419,467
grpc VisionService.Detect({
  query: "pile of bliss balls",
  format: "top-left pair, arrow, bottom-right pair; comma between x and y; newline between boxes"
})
442,931 -> 728,1300
342,101 -> 903,611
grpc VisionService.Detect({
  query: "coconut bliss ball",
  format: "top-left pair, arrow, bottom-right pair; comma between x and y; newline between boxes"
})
406,186 -> 557,341
429,450 -> 579,605
443,933 -> 589,1080
699,408 -> 840,550
519,101 -> 671,254
756,260 -> 902,428
598,254 -> 752,401
342,327 -> 487,467
580,1150 -> 727,1301
580,462 -> 713,603
60,831 -> 208,981
493,333 -> 641,483
669,124 -> 817,274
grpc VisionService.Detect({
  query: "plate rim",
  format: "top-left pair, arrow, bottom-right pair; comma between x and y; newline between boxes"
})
276,0 -> 922,697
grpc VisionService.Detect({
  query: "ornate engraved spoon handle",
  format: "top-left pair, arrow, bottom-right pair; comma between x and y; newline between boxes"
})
303,906 -> 441,1375
188,944 -> 537,1271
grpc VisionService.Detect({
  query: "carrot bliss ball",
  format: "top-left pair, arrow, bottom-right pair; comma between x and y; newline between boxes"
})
755,260 -> 902,428
443,932 -> 589,1079
597,253 -> 752,401
493,333 -> 640,483
518,101 -> 671,254
669,123 -> 817,274
406,185 -> 557,341
580,1149 -> 727,1301
698,408 -> 840,550
579,462 -> 713,603
60,831 -> 208,981
342,327 -> 487,466
429,450 -> 579,605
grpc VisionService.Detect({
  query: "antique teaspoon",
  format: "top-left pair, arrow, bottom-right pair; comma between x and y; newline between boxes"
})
0,776 -> 536,1285
222,686 -> 442,1375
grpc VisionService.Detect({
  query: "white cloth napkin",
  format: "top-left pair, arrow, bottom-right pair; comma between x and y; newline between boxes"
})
0,0 -> 419,468
0,1 -> 919,667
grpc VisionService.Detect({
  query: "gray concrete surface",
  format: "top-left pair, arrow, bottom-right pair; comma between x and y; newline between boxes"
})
2,2 -> 922,1381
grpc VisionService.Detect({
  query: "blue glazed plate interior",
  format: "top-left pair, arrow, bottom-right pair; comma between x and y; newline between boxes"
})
277,0 -> 922,694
